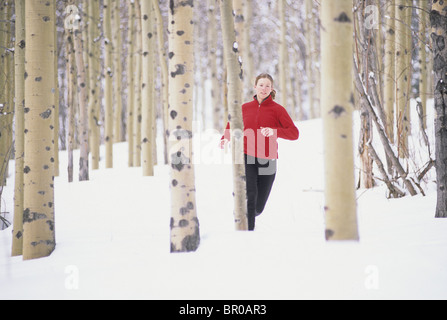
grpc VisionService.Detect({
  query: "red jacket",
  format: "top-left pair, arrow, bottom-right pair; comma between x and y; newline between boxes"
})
222,95 -> 299,159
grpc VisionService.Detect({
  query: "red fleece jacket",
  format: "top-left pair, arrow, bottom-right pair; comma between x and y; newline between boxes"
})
222,95 -> 299,159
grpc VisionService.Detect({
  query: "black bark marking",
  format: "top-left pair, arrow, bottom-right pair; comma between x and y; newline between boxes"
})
171,151 -> 190,171
329,105 -> 346,118
334,12 -> 351,23
172,179 -> 178,187
432,33 -> 446,53
430,9 -> 447,30
434,54 -> 446,75
325,229 -> 335,240
35,76 -> 42,82
170,64 -> 186,78
170,110 -> 178,120
180,224 -> 200,252
177,30 -> 184,36
179,219 -> 189,227
23,209 -> 47,223
179,201 -> 194,215
40,109 -> 52,119
24,166 -> 31,174
172,128 -> 192,140
42,16 -> 50,22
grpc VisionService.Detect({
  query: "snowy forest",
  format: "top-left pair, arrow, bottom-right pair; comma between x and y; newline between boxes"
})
1,0 -> 447,300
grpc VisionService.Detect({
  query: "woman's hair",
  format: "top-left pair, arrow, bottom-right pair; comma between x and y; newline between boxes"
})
255,73 -> 277,100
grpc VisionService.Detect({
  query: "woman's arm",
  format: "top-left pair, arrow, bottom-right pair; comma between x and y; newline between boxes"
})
276,108 -> 299,140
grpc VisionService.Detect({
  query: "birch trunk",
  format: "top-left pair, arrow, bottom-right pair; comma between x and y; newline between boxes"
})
141,0 -> 155,176
104,0 -> 113,168
133,1 -> 142,167
396,0 -> 410,158
220,0 -> 248,231
168,0 -> 200,252
418,0 -> 428,130
88,0 -> 100,170
12,0 -> 25,256
23,0 -> 56,260
430,1 -> 447,218
113,0 -> 124,143
208,0 -> 221,130
321,0 -> 359,241
383,0 -> 395,143
152,0 -> 169,164
73,27 -> 89,181
278,0 -> 287,108
127,0 -> 135,167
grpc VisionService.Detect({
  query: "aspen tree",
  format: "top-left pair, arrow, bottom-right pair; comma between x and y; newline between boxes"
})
168,0 -> 200,252
208,0 -> 221,130
431,1 -> 447,218
152,0 -> 169,164
278,0 -> 287,109
383,0 -> 396,143
242,0 -> 253,103
23,0 -> 57,260
104,0 -> 113,168
321,0 -> 359,241
12,0 -> 25,257
418,0 -> 428,130
66,30 -> 75,183
396,0 -> 410,158
141,0 -> 155,176
113,0 -> 124,142
220,0 -> 248,231
133,1 -> 142,167
0,1 -> 10,188
72,10 -> 89,181
305,0 -> 316,119
88,0 -> 101,170
127,0 -> 135,167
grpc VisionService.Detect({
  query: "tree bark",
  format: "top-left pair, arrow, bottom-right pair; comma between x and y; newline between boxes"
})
88,0 -> 101,170
220,0 -> 248,231
104,0 -> 114,168
141,0 -> 155,176
430,1 -> 447,218
321,0 -> 359,241
383,0 -> 396,143
23,0 -> 57,260
168,0 -> 200,252
12,0 -> 26,257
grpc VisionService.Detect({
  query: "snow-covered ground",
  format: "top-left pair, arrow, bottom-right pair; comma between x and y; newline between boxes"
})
1,103 -> 447,300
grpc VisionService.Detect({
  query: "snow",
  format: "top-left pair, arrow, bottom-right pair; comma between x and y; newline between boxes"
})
1,102 -> 447,300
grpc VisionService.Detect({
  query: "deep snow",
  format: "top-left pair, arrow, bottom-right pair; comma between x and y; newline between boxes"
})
1,105 -> 447,300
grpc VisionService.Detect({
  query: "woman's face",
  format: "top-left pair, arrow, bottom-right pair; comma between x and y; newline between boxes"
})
254,78 -> 273,101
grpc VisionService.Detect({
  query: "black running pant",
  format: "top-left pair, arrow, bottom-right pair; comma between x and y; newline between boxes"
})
244,154 -> 277,231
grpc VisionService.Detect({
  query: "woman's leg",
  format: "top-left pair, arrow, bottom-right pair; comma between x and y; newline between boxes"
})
245,155 -> 258,231
256,159 -> 276,216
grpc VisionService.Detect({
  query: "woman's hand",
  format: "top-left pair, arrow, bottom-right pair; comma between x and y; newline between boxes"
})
260,127 -> 274,137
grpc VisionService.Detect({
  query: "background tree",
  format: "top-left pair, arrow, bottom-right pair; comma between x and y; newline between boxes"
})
321,0 -> 359,241
141,0 -> 155,176
12,0 -> 25,257
431,0 -> 447,218
168,0 -> 200,252
22,0 -> 57,260
104,0 -> 113,168
220,0 -> 248,231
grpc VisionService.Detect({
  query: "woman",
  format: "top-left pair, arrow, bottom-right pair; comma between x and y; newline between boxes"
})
221,73 -> 299,230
